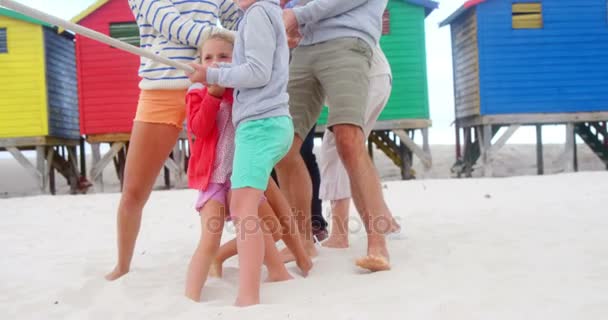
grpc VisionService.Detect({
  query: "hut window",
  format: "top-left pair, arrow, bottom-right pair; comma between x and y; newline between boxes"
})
512,3 -> 543,29
0,28 -> 7,53
382,9 -> 390,35
109,23 -> 140,47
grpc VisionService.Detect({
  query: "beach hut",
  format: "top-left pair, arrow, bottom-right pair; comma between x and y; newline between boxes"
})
71,0 -> 186,189
317,0 -> 438,179
441,0 -> 608,177
0,8 -> 84,194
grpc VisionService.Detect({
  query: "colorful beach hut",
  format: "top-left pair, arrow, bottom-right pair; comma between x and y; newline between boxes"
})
0,8 -> 84,194
71,0 -> 186,189
318,0 -> 438,179
441,0 -> 608,177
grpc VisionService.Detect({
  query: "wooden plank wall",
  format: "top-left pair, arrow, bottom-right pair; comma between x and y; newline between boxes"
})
451,8 -> 481,119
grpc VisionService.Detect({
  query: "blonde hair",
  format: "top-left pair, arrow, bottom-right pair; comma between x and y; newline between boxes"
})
200,28 -> 235,51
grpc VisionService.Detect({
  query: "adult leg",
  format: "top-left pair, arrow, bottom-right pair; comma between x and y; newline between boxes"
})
324,199 -> 350,248
333,124 -> 391,271
311,38 -> 389,270
105,122 -> 180,280
320,73 -> 399,250
185,200 -> 225,301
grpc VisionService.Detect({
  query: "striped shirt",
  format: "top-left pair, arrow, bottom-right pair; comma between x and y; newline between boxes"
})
128,0 -> 240,90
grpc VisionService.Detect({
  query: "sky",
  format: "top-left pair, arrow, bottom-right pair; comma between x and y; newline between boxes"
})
3,0 -> 570,145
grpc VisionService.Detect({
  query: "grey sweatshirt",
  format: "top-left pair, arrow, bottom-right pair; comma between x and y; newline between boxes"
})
293,0 -> 388,50
206,0 -> 290,128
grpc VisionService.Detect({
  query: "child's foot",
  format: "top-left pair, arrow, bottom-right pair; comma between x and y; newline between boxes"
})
234,295 -> 260,307
209,261 -> 223,278
280,241 -> 318,263
295,255 -> 313,277
266,271 -> 294,283
105,266 -> 129,281
322,234 -> 349,249
389,218 -> 401,234
185,291 -> 201,302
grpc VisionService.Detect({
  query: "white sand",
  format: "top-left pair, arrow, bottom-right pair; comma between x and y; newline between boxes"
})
1,172 -> 607,319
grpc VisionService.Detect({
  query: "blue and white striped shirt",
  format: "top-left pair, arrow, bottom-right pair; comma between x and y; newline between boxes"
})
128,0 -> 240,90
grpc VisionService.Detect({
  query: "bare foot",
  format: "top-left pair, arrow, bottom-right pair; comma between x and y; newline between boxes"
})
389,217 -> 401,234
306,240 -> 319,255
266,271 -> 293,283
234,296 -> 259,307
322,234 -> 349,249
281,241 -> 318,263
185,291 -> 201,302
280,247 -> 296,263
105,266 -> 129,281
356,237 -> 390,272
209,261 -> 223,278
355,255 -> 391,272
295,255 -> 313,277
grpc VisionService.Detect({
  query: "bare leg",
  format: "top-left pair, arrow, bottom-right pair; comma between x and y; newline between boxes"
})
333,125 -> 390,272
210,238 -> 235,278
322,198 -> 401,249
274,135 -> 317,261
232,187 -> 265,307
185,201 -> 225,301
263,231 -> 293,282
105,122 -> 180,281
322,199 -> 350,248
265,179 -> 313,275
210,200 -> 285,278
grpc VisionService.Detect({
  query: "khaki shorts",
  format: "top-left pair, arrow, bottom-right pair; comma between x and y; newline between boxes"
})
288,37 -> 372,139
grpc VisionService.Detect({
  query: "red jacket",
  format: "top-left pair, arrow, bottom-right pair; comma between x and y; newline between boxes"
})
186,87 -> 234,191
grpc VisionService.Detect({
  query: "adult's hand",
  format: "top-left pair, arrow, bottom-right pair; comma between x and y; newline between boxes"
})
283,9 -> 298,33
287,27 -> 302,48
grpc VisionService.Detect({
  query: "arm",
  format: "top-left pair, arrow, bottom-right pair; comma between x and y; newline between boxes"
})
206,7 -> 275,88
186,84 -> 222,138
219,0 -> 241,31
291,0 -> 367,25
129,0 -> 218,46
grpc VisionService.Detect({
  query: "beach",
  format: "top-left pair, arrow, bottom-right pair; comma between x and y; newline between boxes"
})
1,144 -> 607,319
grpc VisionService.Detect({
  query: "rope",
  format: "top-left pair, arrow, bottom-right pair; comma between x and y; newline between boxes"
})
0,0 -> 195,73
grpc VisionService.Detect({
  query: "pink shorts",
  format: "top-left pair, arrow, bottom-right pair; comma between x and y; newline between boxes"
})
195,182 -> 267,219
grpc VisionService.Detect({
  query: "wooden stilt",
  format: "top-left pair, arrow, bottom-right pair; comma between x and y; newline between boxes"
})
565,123 -> 575,172
480,125 -> 493,177
536,124 -> 544,175
79,137 -> 86,178
36,146 -> 46,190
90,143 -> 103,191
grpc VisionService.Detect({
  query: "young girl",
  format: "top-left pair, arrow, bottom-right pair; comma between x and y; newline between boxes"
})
184,30 -> 295,302
187,0 -> 294,306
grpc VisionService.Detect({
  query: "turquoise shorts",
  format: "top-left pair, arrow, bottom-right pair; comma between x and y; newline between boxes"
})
232,116 -> 294,190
